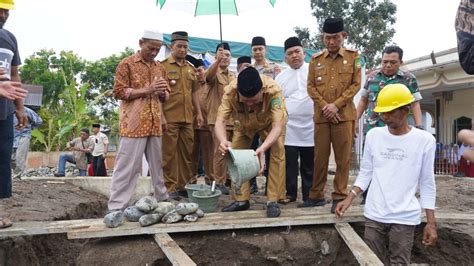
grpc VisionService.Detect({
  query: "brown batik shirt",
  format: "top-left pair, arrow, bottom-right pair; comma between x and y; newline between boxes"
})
113,52 -> 169,138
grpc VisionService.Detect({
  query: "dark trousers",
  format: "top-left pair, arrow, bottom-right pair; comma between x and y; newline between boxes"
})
0,114 -> 13,198
92,155 -> 107,176
285,145 -> 314,201
364,218 -> 416,264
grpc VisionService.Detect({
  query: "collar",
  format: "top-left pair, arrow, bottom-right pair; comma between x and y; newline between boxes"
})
323,48 -> 345,59
132,52 -> 157,66
377,68 -> 405,79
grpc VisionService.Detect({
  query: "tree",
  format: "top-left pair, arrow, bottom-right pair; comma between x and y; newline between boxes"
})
20,49 -> 86,108
295,0 -> 397,68
81,47 -> 134,121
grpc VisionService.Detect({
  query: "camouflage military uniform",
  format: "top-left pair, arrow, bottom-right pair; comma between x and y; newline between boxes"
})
362,69 -> 422,134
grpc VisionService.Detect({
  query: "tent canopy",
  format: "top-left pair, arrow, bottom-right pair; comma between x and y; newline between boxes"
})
163,33 -> 318,62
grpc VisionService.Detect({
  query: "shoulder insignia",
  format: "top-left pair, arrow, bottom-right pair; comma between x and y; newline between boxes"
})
270,97 -> 282,110
345,48 -> 359,53
311,50 -> 324,59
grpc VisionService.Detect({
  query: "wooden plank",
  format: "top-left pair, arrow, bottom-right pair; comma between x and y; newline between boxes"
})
67,211 -> 365,239
0,208 -> 471,239
154,233 -> 196,266
335,223 -> 383,266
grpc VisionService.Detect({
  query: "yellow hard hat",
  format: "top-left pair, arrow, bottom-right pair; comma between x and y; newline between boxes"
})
0,0 -> 14,10
374,83 -> 414,113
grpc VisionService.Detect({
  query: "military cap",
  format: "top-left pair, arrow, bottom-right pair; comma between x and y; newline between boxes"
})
185,55 -> 203,68
322,18 -> 344,34
237,67 -> 263,97
80,128 -> 90,134
251,36 -> 266,46
171,31 -> 188,41
237,56 -> 252,65
284,37 -> 302,51
215,42 -> 231,52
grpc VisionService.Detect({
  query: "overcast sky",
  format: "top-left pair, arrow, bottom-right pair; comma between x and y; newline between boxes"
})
7,0 -> 459,62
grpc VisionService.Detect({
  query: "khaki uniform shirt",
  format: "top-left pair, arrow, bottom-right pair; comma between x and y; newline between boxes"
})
307,48 -> 361,123
161,55 -> 199,124
195,81 -> 209,130
113,53 -> 168,138
206,68 -> 236,125
217,75 -> 288,137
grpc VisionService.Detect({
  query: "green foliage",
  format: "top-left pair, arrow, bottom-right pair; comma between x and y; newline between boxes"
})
20,49 -> 86,108
82,47 -> 134,121
23,48 -> 135,151
295,0 -> 397,68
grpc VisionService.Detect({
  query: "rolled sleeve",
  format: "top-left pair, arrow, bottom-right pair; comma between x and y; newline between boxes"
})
113,62 -> 131,100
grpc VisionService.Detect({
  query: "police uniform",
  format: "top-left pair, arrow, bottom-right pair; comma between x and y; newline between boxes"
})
161,33 -> 200,193
307,44 -> 361,201
217,75 -> 287,202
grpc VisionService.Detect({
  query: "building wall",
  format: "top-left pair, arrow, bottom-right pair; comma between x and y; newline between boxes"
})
438,88 -> 474,144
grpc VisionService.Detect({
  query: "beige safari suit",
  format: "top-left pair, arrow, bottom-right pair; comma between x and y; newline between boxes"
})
161,55 -> 199,192
307,48 -> 361,200
217,75 -> 287,202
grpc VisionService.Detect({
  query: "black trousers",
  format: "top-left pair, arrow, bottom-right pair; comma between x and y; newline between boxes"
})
92,155 -> 107,176
285,145 -> 314,201
0,114 -> 13,198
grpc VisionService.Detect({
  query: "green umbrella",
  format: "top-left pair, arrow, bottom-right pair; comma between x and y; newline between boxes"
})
156,0 -> 276,44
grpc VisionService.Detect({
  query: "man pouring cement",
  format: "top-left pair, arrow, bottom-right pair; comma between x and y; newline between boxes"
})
215,66 -> 287,218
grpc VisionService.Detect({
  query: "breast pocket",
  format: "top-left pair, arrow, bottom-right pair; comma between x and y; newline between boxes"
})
314,67 -> 327,86
167,72 -> 181,93
339,64 -> 354,88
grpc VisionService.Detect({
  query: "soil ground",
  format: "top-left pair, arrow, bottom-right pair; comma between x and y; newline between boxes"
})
0,175 -> 472,265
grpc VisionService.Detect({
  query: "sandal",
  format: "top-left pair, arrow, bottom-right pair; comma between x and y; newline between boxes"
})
0,217 -> 13,229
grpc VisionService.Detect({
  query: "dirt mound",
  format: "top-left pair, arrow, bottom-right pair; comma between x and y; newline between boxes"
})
0,180 -> 108,265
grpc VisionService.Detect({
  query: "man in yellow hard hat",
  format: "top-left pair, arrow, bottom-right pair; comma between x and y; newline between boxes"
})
0,0 -> 27,229
335,84 -> 438,264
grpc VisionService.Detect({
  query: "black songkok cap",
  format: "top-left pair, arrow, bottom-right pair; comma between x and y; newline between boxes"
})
251,36 -> 266,46
185,55 -> 203,68
237,67 -> 263,98
215,42 -> 231,52
284,37 -> 302,51
80,128 -> 90,135
237,56 -> 251,65
92,123 -> 100,128
322,18 -> 344,34
171,31 -> 188,41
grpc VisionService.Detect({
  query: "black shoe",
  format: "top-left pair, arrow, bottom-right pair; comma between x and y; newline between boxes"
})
222,201 -> 250,212
216,184 -> 229,195
266,202 -> 281,218
177,190 -> 188,198
54,173 -> 65,177
331,199 -> 343,214
169,192 -> 181,201
297,198 -> 326,208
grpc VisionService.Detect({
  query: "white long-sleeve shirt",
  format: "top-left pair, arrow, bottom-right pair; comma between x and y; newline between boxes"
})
275,62 -> 314,147
354,126 -> 436,225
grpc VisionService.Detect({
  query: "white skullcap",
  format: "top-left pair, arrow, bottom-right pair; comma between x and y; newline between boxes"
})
142,30 -> 163,41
